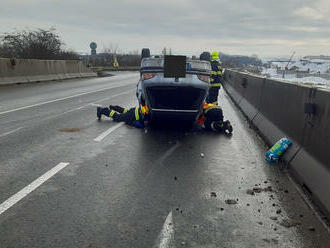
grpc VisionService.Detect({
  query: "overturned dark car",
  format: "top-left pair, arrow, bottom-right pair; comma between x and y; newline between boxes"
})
137,51 -> 211,125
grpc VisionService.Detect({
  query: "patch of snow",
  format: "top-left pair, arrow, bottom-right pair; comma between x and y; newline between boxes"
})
262,61 -> 330,87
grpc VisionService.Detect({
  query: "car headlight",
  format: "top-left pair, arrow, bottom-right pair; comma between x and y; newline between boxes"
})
141,73 -> 156,80
197,75 -> 210,83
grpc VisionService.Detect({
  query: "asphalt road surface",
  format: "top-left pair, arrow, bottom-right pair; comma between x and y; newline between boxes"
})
0,72 -> 330,248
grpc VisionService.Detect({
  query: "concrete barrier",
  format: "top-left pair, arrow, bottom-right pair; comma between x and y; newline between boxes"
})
0,58 -> 96,85
223,69 -> 330,218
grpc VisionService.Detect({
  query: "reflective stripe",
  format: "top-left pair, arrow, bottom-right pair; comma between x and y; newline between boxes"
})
140,105 -> 150,115
210,78 -> 215,82
135,106 -> 140,121
209,83 -> 221,87
123,109 -> 128,113
211,122 -> 217,131
212,71 -> 222,75
109,110 -> 116,117
204,104 -> 221,114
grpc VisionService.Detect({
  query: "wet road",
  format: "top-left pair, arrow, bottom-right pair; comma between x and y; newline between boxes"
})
0,72 -> 329,248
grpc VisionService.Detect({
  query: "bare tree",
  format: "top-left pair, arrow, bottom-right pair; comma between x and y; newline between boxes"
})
102,43 -> 120,55
0,28 -> 79,60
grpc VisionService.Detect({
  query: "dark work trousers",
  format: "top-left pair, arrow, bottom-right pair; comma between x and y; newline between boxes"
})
206,86 -> 220,104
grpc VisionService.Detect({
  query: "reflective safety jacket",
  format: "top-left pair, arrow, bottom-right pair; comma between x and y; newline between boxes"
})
135,105 -> 150,122
197,103 -> 222,125
210,59 -> 222,87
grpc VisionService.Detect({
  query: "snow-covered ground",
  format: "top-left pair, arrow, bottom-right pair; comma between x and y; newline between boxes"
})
262,59 -> 330,87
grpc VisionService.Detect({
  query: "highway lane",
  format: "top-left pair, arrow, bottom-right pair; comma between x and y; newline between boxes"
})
0,72 -> 330,247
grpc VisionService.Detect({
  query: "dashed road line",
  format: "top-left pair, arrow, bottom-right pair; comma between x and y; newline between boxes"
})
94,123 -> 125,142
0,162 -> 70,215
0,127 -> 23,138
0,85 -> 134,115
155,211 -> 174,248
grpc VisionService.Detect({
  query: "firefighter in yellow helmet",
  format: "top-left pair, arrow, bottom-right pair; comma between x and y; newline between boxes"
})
97,104 -> 150,128
206,51 -> 223,105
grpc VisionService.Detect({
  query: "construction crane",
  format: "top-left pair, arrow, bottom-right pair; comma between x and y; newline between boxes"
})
282,51 -> 296,78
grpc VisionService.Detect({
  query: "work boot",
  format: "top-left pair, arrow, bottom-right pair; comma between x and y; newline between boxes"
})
97,107 -> 110,120
223,120 -> 233,134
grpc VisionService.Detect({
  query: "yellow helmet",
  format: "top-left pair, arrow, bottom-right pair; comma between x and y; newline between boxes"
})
211,51 -> 219,60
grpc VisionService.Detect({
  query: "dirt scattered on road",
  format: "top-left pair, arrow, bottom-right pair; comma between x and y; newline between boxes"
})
225,199 -> 237,205
57,128 -> 80,132
280,219 -> 301,228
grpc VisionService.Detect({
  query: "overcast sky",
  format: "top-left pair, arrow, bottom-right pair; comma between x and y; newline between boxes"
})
1,0 -> 330,58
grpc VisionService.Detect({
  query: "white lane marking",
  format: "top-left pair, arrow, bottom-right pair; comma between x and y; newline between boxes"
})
0,127 -> 22,138
156,211 -> 174,248
36,90 -> 135,122
92,89 -> 135,104
0,85 -> 134,115
94,123 -> 125,142
146,142 -> 180,180
0,162 -> 69,215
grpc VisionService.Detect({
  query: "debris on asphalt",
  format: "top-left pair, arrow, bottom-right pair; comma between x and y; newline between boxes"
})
57,128 -> 80,132
210,192 -> 217,197
200,153 -> 205,158
257,221 -> 263,225
246,186 -> 274,194
276,209 -> 282,214
174,176 -> 178,181
105,164 -> 108,167
225,199 -> 237,205
253,187 -> 262,193
284,189 -> 289,193
262,238 -> 271,243
181,241 -> 186,246
270,216 -> 278,221
220,208 -> 224,211
308,226 -> 315,231
246,189 -> 255,195
280,219 -> 301,228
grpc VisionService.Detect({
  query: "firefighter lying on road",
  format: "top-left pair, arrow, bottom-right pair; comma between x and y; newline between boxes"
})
97,102 -> 232,134
97,104 -> 150,128
197,103 -> 233,135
